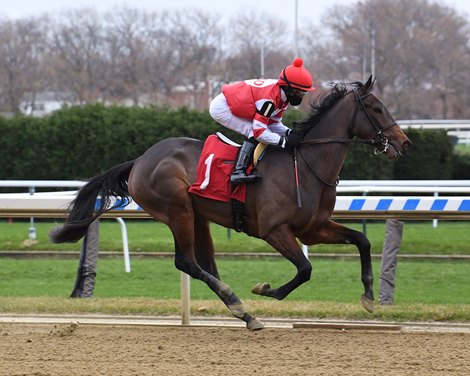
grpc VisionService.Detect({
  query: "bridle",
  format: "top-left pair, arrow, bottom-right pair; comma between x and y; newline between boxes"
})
296,88 -> 398,187
300,88 -> 397,153
352,88 -> 398,155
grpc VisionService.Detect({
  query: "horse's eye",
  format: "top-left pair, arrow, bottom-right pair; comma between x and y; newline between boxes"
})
374,107 -> 382,114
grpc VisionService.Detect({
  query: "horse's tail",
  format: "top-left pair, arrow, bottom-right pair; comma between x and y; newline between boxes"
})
50,160 -> 135,243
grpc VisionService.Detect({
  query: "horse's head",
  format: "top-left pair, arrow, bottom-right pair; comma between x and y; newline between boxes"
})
295,77 -> 411,160
350,76 -> 411,159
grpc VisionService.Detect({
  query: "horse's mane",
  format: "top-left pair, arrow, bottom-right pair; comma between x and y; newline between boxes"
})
294,81 -> 363,134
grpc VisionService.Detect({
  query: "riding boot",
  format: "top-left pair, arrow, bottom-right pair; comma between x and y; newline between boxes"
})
230,140 -> 262,185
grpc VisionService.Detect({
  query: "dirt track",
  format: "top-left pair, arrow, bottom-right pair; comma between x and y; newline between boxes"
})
1,321 -> 470,376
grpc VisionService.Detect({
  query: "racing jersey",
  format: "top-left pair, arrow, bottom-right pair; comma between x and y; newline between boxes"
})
222,79 -> 290,144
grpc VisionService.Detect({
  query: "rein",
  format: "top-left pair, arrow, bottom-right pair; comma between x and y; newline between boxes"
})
296,88 -> 398,187
296,149 -> 339,187
300,137 -> 375,146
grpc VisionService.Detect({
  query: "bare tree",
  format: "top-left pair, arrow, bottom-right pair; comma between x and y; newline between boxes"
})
225,11 -> 291,81
1,2 -> 468,117
300,0 -> 470,119
103,7 -> 158,105
47,9 -> 107,104
0,16 -> 46,113
140,9 -> 223,107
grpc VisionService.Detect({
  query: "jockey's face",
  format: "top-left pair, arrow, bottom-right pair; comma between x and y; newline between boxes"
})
284,86 -> 306,106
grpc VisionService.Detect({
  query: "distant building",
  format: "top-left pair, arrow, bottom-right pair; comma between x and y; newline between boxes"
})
20,91 -> 73,117
170,81 -> 212,110
18,79 -> 222,117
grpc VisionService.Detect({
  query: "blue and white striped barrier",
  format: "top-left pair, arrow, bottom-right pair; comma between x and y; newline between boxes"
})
332,196 -> 470,220
0,193 -> 470,219
334,196 -> 470,212
88,196 -> 470,213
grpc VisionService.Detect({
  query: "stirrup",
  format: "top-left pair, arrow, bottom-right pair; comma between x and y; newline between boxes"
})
230,171 -> 261,185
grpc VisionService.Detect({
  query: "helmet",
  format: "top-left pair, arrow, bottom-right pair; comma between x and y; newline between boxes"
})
278,58 -> 314,91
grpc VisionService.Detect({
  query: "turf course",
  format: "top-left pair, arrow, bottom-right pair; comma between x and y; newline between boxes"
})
1,219 -> 469,322
1,258 -> 469,322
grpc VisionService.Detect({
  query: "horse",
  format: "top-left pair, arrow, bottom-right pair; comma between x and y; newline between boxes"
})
50,75 -> 411,330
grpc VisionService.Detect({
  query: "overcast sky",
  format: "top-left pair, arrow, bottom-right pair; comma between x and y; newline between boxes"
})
1,0 -> 469,27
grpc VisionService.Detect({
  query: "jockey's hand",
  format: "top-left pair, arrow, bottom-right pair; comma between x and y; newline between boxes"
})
279,132 -> 302,148
290,122 -> 301,131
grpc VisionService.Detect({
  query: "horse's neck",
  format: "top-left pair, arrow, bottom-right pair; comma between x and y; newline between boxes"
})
309,97 -> 354,139
300,98 -> 355,182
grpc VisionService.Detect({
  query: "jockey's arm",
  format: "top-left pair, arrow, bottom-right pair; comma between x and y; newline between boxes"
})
252,116 -> 294,145
251,100 -> 291,145
268,121 -> 291,136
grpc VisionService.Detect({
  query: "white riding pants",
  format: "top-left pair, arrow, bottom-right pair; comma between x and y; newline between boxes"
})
209,93 -> 253,138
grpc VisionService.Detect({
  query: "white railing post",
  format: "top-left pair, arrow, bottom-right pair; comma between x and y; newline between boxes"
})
433,191 -> 439,228
180,272 -> 191,325
115,217 -> 131,273
28,186 -> 36,240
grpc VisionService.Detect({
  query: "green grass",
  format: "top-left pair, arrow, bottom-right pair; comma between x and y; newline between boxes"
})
2,258 -> 468,304
454,143 -> 470,155
1,219 -> 470,255
1,258 -> 470,322
2,219 -> 469,322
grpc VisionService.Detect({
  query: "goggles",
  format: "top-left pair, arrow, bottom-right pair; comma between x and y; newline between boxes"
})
291,88 -> 307,97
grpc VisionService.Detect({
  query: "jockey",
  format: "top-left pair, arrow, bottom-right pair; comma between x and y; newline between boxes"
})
209,57 -> 315,185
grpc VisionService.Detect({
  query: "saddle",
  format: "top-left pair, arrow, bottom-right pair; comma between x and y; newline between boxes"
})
216,132 -> 267,166
188,133 -> 267,232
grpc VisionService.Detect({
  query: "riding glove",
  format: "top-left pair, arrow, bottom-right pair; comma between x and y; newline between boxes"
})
279,131 -> 302,148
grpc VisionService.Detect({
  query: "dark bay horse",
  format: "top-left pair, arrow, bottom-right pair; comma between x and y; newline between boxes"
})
51,76 -> 411,330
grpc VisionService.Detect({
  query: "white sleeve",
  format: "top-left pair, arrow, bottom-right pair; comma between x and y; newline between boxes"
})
252,119 -> 282,145
268,121 -> 291,136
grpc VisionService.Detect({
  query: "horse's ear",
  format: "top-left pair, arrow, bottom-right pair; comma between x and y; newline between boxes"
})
363,75 -> 375,93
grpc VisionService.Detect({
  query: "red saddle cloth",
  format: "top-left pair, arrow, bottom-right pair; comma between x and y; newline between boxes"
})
188,134 -> 247,203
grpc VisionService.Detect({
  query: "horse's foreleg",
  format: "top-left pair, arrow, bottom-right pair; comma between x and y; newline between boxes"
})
252,224 -> 312,300
300,220 -> 374,312
194,218 -> 220,279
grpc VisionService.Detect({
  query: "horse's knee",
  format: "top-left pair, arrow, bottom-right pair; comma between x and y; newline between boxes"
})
174,257 -> 187,273
299,262 -> 312,282
357,235 -> 371,251
175,255 -> 198,276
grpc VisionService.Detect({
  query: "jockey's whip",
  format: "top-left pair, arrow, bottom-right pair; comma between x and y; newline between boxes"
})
293,147 -> 302,209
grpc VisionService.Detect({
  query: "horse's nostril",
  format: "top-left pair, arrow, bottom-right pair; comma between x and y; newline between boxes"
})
403,140 -> 412,153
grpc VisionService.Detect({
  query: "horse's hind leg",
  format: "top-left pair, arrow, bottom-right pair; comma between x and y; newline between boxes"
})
300,220 -> 374,312
171,212 -> 263,330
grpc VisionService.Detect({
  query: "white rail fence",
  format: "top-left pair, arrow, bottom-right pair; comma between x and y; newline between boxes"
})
2,179 -> 470,244
1,179 -> 470,251
398,119 -> 470,144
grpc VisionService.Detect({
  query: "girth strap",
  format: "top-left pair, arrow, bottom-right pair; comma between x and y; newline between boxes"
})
231,199 -> 246,233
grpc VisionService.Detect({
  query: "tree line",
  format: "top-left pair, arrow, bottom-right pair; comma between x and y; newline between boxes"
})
0,0 -> 469,119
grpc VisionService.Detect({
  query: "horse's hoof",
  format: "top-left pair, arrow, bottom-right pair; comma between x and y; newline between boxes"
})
361,294 -> 375,313
251,282 -> 270,296
247,317 -> 265,331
